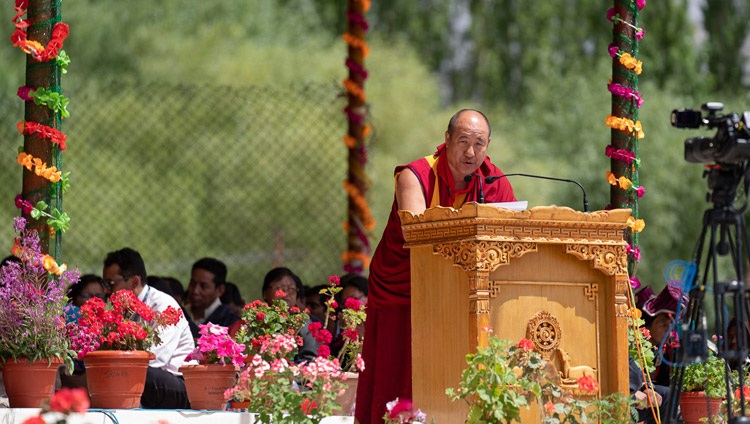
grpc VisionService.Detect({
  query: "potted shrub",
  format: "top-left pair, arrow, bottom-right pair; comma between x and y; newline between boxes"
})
180,322 -> 246,410
65,289 -> 183,408
0,217 -> 80,407
680,353 -> 730,424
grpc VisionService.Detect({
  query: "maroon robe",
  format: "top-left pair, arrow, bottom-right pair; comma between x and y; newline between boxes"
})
355,144 -> 515,424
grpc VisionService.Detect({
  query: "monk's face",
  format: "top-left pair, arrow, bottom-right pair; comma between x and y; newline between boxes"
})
444,111 -> 491,182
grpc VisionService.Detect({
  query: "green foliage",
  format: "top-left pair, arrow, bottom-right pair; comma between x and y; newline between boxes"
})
681,354 -> 731,399
446,336 -> 633,423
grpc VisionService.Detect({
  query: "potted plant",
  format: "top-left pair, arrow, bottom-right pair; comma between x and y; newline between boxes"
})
680,353 -> 730,424
65,289 -> 183,408
232,292 -> 309,362
180,322 -> 246,410
308,275 -> 366,415
0,217 -> 80,407
446,332 -> 632,423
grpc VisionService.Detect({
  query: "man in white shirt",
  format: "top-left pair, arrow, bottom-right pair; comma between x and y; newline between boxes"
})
103,247 -> 195,409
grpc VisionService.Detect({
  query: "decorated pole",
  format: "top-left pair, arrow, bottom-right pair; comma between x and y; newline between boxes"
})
342,0 -> 374,275
606,0 -> 646,281
10,0 -> 71,259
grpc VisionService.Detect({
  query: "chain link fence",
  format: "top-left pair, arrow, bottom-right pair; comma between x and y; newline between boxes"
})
0,81 -> 350,300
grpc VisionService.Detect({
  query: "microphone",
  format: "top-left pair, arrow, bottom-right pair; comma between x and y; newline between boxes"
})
485,173 -> 590,213
463,173 -> 485,204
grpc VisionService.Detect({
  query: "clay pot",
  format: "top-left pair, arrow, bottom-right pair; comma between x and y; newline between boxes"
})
84,350 -> 152,409
2,357 -> 63,408
679,391 -> 723,424
180,363 -> 238,410
334,371 -> 359,416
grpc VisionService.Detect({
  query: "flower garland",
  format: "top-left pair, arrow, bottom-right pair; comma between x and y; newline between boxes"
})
342,0 -> 373,274
9,0 -> 73,241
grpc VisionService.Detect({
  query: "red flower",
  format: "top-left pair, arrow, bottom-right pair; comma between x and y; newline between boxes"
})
21,416 -> 45,424
328,275 -> 340,286
300,398 -> 317,414
388,398 -> 414,419
317,344 -> 331,358
577,375 -> 599,392
517,338 -> 534,352
735,386 -> 750,400
344,297 -> 363,311
343,328 -> 359,341
314,328 -> 332,344
49,387 -> 89,413
256,311 -> 266,321
544,400 -> 556,414
275,290 -> 287,299
308,321 -> 322,336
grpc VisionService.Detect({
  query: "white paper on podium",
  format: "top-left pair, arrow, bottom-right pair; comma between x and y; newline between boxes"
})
485,200 -> 528,211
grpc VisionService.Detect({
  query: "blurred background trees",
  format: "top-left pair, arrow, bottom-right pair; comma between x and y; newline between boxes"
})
0,0 -> 748,298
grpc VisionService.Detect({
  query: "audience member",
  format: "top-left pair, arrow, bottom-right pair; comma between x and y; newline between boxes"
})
163,276 -> 186,305
185,257 -> 240,338
148,275 -> 174,297
726,316 -> 750,370
220,281 -> 246,317
261,267 -> 319,364
67,274 -> 108,307
103,247 -> 194,409
305,284 -> 330,324
642,284 -> 682,388
339,273 -> 368,305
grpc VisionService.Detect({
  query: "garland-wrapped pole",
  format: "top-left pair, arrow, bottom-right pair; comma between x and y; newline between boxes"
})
342,0 -> 374,275
11,0 -> 71,260
606,0 -> 646,279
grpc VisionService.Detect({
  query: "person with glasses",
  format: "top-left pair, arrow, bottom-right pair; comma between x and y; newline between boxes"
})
102,247 -> 195,409
68,274 -> 108,307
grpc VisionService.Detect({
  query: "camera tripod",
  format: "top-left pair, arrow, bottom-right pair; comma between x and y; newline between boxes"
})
665,163 -> 750,423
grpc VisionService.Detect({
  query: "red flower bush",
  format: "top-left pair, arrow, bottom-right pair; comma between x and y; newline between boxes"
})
66,289 -> 182,358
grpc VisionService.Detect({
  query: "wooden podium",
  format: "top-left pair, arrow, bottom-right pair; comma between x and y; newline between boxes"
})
400,204 -> 632,422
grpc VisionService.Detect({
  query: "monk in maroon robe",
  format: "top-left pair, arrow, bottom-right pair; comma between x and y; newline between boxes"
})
355,109 -> 516,424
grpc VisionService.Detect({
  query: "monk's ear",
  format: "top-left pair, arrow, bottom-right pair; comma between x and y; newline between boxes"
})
444,131 -> 451,145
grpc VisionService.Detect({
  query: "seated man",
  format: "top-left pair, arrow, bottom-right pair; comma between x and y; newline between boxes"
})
185,257 -> 240,338
103,247 -> 195,409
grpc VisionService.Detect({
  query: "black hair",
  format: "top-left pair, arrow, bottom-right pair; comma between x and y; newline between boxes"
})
221,281 -> 245,307
262,267 -> 303,295
67,274 -> 106,301
148,275 -> 174,296
163,276 -> 186,298
340,273 -> 368,296
191,257 -> 228,287
103,247 -> 147,283
447,109 -> 491,137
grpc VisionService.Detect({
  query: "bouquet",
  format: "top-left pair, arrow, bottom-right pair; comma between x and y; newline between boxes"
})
0,217 -> 79,367
309,275 -> 366,373
66,289 -> 182,358
186,322 -> 246,367
233,291 -> 309,362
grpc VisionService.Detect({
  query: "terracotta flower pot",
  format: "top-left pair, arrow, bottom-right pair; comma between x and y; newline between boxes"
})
84,350 -> 152,409
333,371 -> 359,416
2,357 -> 63,408
679,391 -> 723,424
229,400 -> 250,411
180,363 -> 238,410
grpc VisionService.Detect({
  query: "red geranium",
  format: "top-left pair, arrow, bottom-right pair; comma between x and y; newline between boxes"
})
66,289 -> 182,358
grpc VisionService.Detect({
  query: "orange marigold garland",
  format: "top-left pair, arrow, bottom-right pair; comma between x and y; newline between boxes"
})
342,0 -> 373,274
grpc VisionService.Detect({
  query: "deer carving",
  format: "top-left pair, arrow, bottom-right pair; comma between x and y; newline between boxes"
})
556,348 -> 596,382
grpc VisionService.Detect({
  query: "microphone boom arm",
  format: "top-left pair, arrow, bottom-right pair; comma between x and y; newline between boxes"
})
486,173 -> 590,212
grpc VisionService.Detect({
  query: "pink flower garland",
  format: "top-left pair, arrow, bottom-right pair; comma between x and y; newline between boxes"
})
607,82 -> 643,107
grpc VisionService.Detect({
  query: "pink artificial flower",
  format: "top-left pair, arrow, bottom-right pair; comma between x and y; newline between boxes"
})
16,86 -> 33,101
629,276 -> 641,290
636,186 -> 646,198
14,193 -> 33,214
606,8 -> 616,22
608,44 -> 619,58
637,0 -> 646,11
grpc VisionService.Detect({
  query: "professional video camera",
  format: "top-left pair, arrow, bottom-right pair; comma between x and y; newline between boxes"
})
671,102 -> 750,164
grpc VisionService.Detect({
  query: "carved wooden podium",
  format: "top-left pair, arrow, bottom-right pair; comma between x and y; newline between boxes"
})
400,204 -> 632,422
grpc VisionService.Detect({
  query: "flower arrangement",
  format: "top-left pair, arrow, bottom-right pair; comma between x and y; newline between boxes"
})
226,353 -> 348,424
233,291 -> 309,362
186,322 -> 246,367
309,275 -> 366,373
446,334 -> 633,423
0,217 -> 79,367
66,289 -> 182,358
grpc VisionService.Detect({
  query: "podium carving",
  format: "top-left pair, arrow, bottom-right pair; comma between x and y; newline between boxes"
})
400,204 -> 631,422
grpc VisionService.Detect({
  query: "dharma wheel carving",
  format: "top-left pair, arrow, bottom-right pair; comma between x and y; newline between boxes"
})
526,310 -> 562,360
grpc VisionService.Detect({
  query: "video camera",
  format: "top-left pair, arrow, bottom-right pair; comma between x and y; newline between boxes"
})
671,102 -> 750,164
